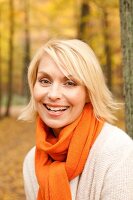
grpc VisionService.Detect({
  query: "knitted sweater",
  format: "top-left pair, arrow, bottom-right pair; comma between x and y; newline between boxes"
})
23,123 -> 133,200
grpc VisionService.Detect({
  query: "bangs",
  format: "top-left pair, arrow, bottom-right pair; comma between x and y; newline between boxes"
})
43,45 -> 85,85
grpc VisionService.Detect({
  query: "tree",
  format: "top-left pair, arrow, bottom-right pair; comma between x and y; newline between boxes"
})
5,0 -> 14,116
23,0 -> 30,100
0,5 -> 2,118
77,0 -> 90,40
101,8 -> 112,91
94,0 -> 119,91
119,0 -> 133,137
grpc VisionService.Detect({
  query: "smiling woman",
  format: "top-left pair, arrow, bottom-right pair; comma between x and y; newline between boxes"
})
19,39 -> 133,200
33,54 -> 87,136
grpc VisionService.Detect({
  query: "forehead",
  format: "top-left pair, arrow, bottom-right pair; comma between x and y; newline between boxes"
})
39,54 -> 56,68
38,53 -> 70,74
38,54 -> 71,77
37,52 -> 83,84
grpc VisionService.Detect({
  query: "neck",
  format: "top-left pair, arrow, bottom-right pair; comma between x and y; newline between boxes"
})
52,128 -> 62,137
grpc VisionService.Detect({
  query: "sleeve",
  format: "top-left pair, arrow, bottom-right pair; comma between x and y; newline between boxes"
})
23,147 -> 39,200
101,144 -> 133,200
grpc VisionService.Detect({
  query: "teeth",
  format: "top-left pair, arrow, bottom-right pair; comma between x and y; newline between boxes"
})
45,105 -> 68,112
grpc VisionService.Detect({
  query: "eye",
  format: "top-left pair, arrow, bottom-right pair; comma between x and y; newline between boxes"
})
65,80 -> 77,87
39,78 -> 51,86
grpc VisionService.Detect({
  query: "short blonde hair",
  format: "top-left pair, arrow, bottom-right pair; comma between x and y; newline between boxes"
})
19,39 -> 119,123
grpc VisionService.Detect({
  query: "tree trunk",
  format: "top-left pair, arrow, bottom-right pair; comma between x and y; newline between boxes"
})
78,0 -> 90,40
0,6 -> 2,118
119,0 -> 133,137
23,0 -> 30,100
102,9 -> 112,91
5,0 -> 14,117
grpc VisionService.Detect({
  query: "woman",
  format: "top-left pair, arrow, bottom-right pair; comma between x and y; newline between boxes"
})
19,39 -> 133,200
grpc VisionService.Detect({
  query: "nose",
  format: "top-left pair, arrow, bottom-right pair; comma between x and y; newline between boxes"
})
47,83 -> 62,101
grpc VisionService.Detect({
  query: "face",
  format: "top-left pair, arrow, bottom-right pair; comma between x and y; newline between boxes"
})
33,54 -> 87,136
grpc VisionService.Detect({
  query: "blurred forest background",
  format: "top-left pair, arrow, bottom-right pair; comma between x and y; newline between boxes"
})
0,0 -> 132,199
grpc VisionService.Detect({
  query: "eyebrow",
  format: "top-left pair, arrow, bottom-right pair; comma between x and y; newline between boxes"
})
37,71 -> 74,80
37,71 -> 52,78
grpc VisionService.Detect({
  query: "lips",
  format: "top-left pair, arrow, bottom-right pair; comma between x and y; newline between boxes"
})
44,104 -> 69,112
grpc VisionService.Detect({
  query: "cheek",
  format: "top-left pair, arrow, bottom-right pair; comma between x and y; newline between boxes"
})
67,89 -> 87,106
33,84 -> 42,102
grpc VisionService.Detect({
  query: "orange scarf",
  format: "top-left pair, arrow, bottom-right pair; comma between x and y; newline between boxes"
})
35,103 -> 104,200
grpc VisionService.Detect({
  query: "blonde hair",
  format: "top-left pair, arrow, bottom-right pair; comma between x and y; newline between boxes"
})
19,39 -> 119,123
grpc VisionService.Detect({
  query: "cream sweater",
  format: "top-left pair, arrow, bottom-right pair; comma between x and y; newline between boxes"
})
23,123 -> 133,200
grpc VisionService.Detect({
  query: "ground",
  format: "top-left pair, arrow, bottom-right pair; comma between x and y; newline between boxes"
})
0,116 -> 35,200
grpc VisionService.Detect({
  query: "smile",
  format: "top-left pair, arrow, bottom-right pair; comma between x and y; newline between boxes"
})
44,104 -> 69,112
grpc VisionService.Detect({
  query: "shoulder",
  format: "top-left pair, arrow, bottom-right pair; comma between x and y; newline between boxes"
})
84,122 -> 133,179
86,122 -> 133,185
23,147 -> 38,200
79,123 -> 133,199
24,146 -> 36,167
23,146 -> 36,178
94,122 -> 133,154
23,146 -> 36,182
95,123 -> 133,199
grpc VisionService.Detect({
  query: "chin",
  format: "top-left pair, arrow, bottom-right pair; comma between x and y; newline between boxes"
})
48,124 -> 64,129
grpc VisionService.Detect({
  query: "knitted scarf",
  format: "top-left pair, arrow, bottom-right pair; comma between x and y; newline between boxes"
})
35,103 -> 104,200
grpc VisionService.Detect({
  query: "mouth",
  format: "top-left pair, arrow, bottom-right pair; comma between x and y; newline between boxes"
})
44,104 -> 69,112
